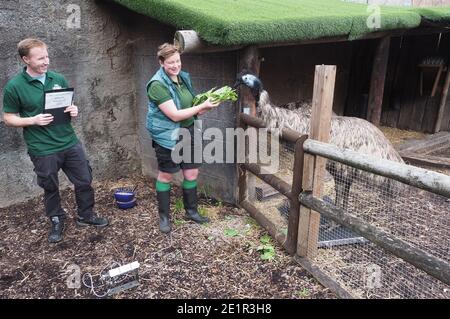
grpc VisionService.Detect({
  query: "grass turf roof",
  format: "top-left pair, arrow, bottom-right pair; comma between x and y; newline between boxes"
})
111,0 -> 449,45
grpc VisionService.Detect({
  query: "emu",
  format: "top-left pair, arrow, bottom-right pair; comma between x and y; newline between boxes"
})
234,73 -> 404,210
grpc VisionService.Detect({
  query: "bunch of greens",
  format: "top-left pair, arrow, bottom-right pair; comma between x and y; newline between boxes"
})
192,86 -> 238,106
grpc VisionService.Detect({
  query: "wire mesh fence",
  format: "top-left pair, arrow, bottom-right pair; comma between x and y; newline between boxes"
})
307,154 -> 449,298
246,137 -> 449,298
248,171 -> 289,234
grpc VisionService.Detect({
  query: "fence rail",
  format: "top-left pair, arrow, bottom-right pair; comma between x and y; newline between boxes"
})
238,113 -> 307,254
303,139 -> 450,198
237,64 -> 449,298
299,192 -> 450,286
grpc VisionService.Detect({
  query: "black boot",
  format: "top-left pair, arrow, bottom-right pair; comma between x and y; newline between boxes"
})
48,216 -> 65,243
76,214 -> 109,227
183,187 -> 209,224
157,190 -> 171,233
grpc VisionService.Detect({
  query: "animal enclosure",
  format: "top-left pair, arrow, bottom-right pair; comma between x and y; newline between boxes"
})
243,123 -> 450,298
238,66 -> 450,299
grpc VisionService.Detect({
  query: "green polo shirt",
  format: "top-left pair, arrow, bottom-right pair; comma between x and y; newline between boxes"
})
2,68 -> 78,156
147,77 -> 195,127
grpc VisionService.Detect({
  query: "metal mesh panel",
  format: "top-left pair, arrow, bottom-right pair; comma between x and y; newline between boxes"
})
274,140 -> 296,183
244,137 -> 296,235
241,128 -> 449,298
248,171 -> 289,234
306,156 -> 450,299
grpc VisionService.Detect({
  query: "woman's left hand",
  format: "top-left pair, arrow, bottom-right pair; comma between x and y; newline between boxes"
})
64,104 -> 79,117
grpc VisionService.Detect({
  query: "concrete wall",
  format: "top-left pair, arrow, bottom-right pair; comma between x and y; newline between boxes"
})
0,0 -> 141,207
0,0 -> 239,207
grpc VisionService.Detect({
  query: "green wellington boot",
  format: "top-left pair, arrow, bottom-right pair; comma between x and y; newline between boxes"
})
183,187 -> 209,224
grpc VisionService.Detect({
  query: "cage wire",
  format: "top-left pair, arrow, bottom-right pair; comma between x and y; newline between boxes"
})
247,135 -> 449,298
249,171 -> 289,235
307,156 -> 450,299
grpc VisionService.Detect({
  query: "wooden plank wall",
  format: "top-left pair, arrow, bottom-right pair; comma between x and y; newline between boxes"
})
383,33 -> 450,132
346,33 -> 450,133
345,40 -> 376,119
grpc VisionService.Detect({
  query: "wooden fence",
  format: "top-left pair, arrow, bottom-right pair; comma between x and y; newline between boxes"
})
237,65 -> 450,298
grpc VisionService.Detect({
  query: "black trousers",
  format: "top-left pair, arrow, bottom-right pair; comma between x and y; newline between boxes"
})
29,142 -> 94,219
152,125 -> 202,173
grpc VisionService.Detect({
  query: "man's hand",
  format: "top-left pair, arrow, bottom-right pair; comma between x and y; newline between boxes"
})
64,104 -> 78,117
33,114 -> 54,126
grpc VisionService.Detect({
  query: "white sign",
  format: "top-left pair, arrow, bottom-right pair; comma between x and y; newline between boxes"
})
44,90 -> 74,110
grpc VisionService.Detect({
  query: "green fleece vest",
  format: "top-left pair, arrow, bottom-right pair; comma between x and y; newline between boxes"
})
145,67 -> 196,150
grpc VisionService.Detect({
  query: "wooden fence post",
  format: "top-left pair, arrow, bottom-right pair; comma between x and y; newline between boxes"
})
237,46 -> 261,204
434,68 -> 450,133
367,37 -> 390,127
297,65 -> 336,258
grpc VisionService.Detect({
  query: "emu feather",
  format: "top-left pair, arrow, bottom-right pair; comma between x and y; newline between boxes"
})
235,73 -> 404,209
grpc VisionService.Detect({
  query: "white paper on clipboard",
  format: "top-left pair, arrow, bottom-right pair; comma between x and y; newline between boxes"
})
44,89 -> 74,110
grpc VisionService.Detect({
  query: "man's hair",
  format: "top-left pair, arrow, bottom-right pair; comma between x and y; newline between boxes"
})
17,38 -> 47,58
157,43 -> 181,62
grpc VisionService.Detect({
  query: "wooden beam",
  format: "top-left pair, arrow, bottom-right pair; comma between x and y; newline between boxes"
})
174,29 -> 450,54
294,255 -> 356,299
242,163 -> 292,199
241,200 -> 287,248
304,139 -> 450,198
237,46 -> 261,204
300,193 -> 450,286
239,113 -> 304,144
367,37 -> 391,127
285,135 -> 308,255
401,153 -> 450,170
174,30 -> 243,53
435,69 -> 450,133
297,65 -> 336,258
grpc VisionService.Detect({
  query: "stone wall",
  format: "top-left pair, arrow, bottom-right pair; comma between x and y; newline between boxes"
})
0,0 -> 239,207
0,0 -> 141,207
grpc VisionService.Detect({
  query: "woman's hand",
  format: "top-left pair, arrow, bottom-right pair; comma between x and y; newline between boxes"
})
198,98 -> 219,115
64,104 -> 78,117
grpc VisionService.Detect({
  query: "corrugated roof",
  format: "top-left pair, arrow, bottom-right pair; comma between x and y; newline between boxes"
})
111,0 -> 450,45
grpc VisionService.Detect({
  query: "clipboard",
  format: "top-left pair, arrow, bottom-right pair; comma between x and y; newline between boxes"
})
43,88 -> 74,125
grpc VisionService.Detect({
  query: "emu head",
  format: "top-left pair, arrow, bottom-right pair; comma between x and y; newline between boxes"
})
233,71 -> 263,102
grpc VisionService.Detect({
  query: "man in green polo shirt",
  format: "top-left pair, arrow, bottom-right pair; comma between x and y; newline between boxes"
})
2,38 -> 108,243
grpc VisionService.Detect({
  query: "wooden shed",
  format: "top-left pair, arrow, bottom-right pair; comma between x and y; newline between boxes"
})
110,0 -> 450,203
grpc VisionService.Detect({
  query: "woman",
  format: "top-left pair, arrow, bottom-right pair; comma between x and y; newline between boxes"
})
146,43 -> 219,233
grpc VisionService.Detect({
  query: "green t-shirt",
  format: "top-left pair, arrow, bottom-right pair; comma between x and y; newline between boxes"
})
2,68 -> 78,156
147,77 -> 195,127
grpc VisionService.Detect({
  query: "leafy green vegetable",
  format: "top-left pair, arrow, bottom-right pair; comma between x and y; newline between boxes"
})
257,235 -> 276,261
224,228 -> 239,237
192,86 -> 238,106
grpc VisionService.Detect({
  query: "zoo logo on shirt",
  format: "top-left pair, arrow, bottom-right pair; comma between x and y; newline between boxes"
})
53,84 -> 63,90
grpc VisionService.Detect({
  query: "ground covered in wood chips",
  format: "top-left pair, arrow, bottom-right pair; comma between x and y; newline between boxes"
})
0,175 -> 335,299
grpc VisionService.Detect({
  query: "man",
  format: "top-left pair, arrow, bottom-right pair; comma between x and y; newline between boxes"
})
2,38 -> 108,243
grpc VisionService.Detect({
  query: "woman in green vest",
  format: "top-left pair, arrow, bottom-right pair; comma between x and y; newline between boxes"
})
146,43 -> 219,233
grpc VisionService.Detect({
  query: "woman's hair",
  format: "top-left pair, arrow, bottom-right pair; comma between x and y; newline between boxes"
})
157,43 -> 181,62
18,38 -> 47,58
